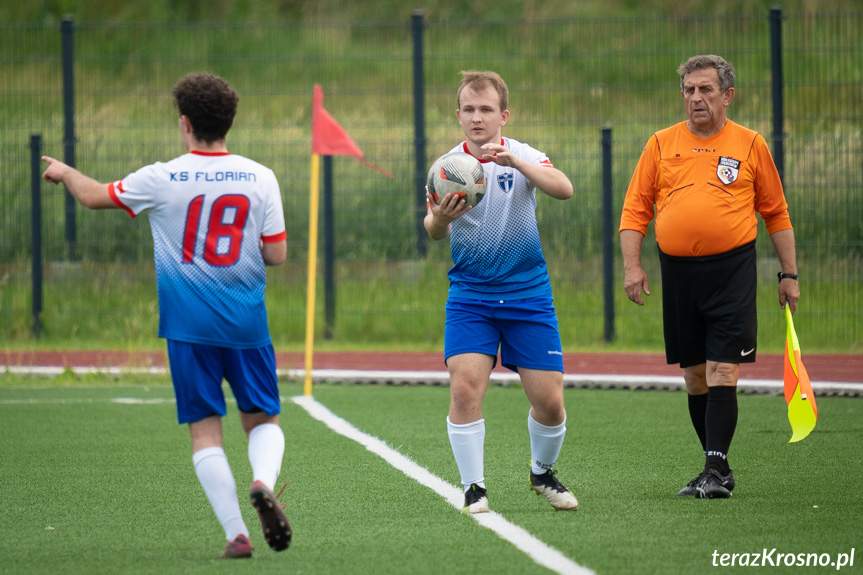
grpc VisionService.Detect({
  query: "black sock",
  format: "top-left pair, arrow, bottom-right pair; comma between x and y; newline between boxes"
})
704,386 -> 738,475
687,392 -> 709,453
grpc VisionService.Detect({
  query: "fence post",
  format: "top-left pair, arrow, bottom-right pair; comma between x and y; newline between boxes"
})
30,134 -> 43,337
323,155 -> 335,339
769,5 -> 785,185
601,127 -> 616,343
61,16 -> 78,260
411,10 -> 427,257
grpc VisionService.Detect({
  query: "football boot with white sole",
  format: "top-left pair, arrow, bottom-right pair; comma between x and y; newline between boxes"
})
529,470 -> 579,510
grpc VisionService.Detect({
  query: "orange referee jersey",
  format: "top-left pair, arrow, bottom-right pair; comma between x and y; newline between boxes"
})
619,120 -> 792,257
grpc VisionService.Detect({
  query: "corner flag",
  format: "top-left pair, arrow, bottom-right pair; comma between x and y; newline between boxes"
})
312,84 -> 363,157
304,85 -> 392,396
311,84 -> 393,176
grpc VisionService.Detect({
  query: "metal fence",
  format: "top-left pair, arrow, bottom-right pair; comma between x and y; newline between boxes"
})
2,9 -> 861,352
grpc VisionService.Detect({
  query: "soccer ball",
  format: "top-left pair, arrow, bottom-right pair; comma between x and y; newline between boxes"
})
427,152 -> 486,207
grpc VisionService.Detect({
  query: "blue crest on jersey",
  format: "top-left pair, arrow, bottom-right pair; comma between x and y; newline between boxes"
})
497,173 -> 514,193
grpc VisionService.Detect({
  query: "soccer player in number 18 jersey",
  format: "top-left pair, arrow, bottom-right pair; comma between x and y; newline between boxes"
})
42,73 -> 292,558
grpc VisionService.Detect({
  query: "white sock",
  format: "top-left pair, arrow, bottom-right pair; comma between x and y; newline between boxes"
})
248,423 -> 285,490
192,446 -> 248,542
447,417 -> 485,491
528,412 -> 567,475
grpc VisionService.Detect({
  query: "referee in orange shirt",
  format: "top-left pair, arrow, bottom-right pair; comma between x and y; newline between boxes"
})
619,55 -> 800,499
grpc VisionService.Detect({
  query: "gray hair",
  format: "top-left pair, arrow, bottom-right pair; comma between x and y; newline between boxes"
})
677,55 -> 736,92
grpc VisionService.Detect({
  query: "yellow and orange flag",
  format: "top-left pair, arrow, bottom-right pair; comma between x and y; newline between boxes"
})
783,306 -> 817,442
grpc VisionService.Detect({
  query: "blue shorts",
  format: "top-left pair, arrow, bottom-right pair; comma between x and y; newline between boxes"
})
444,297 -> 564,373
167,340 -> 281,424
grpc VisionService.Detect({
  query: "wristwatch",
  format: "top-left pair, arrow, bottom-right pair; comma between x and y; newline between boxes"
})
777,272 -> 798,283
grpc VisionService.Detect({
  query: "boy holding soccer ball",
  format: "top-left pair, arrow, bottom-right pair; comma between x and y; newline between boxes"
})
424,70 -> 578,513
42,73 -> 291,558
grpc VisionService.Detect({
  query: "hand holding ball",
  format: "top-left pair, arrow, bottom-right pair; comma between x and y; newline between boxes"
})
427,152 -> 486,208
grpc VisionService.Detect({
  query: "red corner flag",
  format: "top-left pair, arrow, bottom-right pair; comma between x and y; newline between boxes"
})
311,85 -> 392,177
312,84 -> 363,157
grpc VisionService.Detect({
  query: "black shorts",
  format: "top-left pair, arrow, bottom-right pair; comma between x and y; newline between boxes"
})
658,241 -> 757,368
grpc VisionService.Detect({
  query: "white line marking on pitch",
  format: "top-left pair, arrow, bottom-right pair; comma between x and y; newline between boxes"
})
291,394 -> 594,575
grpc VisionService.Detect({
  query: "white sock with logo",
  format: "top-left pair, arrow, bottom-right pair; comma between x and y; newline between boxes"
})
193,446 -> 248,542
248,423 -> 285,490
528,412 -> 567,475
447,417 -> 485,491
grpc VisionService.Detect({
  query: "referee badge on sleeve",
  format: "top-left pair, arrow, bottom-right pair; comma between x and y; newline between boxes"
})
717,156 -> 740,185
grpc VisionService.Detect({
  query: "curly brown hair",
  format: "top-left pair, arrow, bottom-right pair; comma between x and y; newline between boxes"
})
172,73 -> 238,143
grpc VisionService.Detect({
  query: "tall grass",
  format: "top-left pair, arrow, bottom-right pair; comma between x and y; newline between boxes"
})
2,255 -> 859,353
1,11 -> 860,353
7,0 -> 863,23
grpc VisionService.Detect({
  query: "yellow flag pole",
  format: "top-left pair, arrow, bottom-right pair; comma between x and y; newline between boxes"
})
304,153 -> 321,396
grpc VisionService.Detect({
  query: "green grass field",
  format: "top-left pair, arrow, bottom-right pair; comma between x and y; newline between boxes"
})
1,373 -> 860,574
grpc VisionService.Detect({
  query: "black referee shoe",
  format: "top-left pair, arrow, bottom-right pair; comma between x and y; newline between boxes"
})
695,469 -> 734,499
678,468 -> 735,496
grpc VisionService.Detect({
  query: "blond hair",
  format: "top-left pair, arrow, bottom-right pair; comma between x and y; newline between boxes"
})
457,70 -> 509,111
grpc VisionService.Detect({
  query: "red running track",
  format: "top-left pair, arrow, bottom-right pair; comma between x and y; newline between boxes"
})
2,350 -> 860,383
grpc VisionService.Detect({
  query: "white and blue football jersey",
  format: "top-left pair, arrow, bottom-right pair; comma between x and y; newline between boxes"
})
109,151 -> 286,348
446,138 -> 555,300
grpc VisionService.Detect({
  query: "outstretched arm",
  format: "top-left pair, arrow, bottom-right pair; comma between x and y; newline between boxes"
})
41,156 -> 116,210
